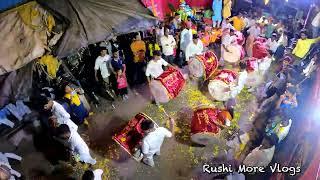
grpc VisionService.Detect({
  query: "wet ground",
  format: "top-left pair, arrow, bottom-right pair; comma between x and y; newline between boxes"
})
1,66 -> 271,180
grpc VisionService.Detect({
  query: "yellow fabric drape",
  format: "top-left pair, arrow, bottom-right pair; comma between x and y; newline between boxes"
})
13,1 -> 55,32
38,55 -> 61,79
46,15 -> 55,33
223,0 -> 232,19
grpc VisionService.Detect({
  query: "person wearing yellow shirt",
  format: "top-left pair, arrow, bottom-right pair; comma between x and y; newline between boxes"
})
130,33 -> 147,95
292,32 -> 320,59
131,34 -> 146,63
229,13 -> 246,31
148,39 -> 161,58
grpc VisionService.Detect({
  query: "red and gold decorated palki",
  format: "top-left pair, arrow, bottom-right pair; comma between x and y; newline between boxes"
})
189,50 -> 219,79
149,67 -> 185,103
191,106 -> 232,145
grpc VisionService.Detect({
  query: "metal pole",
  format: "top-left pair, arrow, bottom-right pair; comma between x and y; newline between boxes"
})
304,4 -> 313,29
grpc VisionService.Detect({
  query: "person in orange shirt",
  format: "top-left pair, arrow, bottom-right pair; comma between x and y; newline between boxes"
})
130,33 -> 147,95
131,34 -> 146,63
229,13 -> 245,31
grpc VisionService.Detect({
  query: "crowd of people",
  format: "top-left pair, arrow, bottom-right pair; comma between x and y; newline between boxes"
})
89,2 -> 320,174
2,1 -> 320,179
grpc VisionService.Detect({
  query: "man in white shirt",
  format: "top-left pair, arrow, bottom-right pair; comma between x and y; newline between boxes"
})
302,53 -> 319,77
56,124 -> 96,165
312,5 -> 320,38
94,48 -> 111,86
266,34 -> 279,54
277,30 -> 288,47
160,28 -> 176,64
146,51 -> 173,105
221,19 -> 235,30
247,23 -> 261,38
244,14 -> 256,28
44,100 -> 78,131
230,62 -> 248,98
141,117 -> 175,167
180,25 -> 193,54
145,51 -> 171,80
185,34 -> 204,62
242,134 -> 278,168
0,152 -> 22,180
222,29 -> 236,51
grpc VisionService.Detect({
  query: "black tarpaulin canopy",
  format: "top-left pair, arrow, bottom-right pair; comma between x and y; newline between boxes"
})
38,0 -> 157,58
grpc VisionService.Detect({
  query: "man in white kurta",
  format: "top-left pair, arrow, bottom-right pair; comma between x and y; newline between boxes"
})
141,118 -> 175,167
180,26 -> 193,54
44,100 -> 78,131
185,34 -> 204,62
160,28 -> 176,64
56,124 -> 96,165
230,62 -> 248,98
243,135 -> 277,167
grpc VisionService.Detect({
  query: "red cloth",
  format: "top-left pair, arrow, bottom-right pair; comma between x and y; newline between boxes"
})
203,18 -> 213,25
156,67 -> 185,99
196,51 -> 218,79
191,108 -> 226,135
246,58 -> 258,73
235,31 -> 245,45
240,46 -> 245,59
215,69 -> 237,84
252,40 -> 269,59
113,113 -> 147,153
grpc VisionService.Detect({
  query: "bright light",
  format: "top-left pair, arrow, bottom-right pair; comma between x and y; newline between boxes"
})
285,0 -> 288,2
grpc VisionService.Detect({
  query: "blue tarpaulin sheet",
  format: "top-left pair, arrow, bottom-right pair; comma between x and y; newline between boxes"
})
0,0 -> 27,12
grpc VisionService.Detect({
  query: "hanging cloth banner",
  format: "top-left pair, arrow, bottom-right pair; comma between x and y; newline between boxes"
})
141,0 -> 165,20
